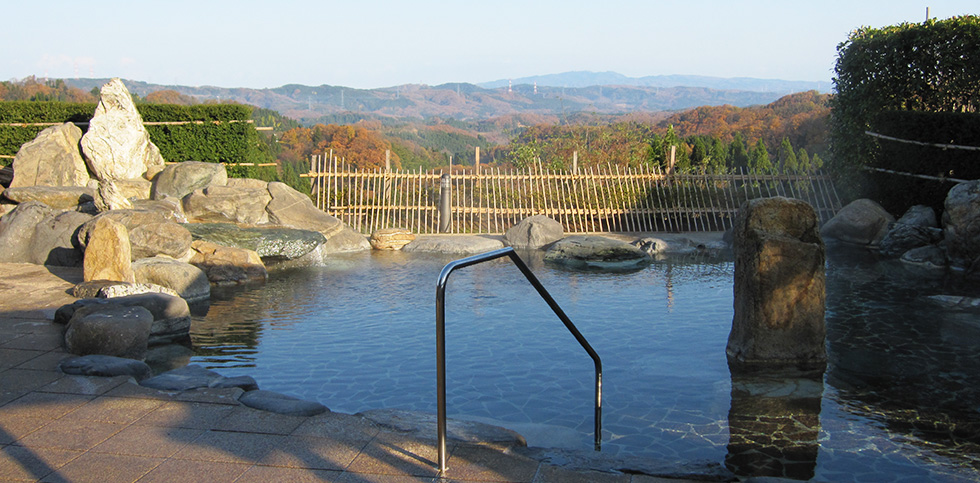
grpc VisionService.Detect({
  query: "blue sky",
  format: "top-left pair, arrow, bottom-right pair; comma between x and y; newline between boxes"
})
3,1 -> 976,89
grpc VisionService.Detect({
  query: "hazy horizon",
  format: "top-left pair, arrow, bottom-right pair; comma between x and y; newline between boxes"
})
3,1 -> 976,90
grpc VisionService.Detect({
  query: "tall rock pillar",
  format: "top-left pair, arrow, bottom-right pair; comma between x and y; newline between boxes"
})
727,197 -> 826,371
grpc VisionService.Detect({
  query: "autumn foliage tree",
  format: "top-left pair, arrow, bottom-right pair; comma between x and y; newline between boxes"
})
278,123 -> 401,170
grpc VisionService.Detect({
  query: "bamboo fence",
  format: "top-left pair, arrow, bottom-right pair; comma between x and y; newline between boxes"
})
304,155 -> 842,235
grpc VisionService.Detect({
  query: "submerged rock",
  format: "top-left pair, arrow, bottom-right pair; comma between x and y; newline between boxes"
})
543,235 -> 650,271
184,222 -> 326,261
401,235 -> 505,255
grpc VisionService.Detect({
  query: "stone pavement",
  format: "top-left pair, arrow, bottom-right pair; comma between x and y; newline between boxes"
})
0,263 -> 715,482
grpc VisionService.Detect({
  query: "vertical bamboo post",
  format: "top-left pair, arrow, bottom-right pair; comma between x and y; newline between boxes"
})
573,151 -> 578,175
439,173 -> 452,233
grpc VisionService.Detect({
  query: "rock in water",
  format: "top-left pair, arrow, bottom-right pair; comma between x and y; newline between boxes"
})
10,122 -> 90,188
943,180 -> 980,270
505,215 -> 564,249
727,197 -> 826,371
80,78 -> 165,181
369,228 -> 415,250
543,235 -> 650,271
819,198 -> 894,246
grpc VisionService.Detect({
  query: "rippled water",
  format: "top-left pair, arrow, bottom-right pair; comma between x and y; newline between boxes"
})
189,246 -> 980,481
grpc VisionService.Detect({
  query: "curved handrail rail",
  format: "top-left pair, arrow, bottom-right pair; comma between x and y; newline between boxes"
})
435,247 -> 602,474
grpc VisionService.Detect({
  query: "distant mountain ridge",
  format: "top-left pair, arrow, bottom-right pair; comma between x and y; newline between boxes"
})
64,72 -> 828,124
478,71 -> 832,94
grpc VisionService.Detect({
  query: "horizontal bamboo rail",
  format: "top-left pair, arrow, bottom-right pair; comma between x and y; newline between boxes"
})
305,154 -> 842,235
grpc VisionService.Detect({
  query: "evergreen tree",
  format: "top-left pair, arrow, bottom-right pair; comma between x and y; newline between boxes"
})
728,132 -> 749,170
797,148 -> 811,173
748,139 -> 773,174
777,137 -> 798,173
709,137 -> 728,173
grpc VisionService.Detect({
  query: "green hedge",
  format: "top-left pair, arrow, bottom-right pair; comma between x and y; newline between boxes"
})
0,101 -> 258,162
870,110 -> 980,213
829,15 -> 980,200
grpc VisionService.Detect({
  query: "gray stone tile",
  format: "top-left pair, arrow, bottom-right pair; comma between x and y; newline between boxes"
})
133,400 -> 238,429
13,350 -> 72,372
0,414 -> 50,445
213,405 -> 306,435
102,380 -> 180,400
169,430 -> 284,464
0,445 -> 82,481
0,392 -> 92,420
14,418 -> 125,452
442,444 -> 539,482
258,435 -> 364,471
91,424 -> 205,458
291,411 -> 381,445
1,332 -> 64,351
133,458 -> 250,482
346,432 -> 442,478
238,465 -> 346,483
0,347 -> 42,370
39,451 -> 164,483
59,396 -> 164,424
36,374 -> 132,396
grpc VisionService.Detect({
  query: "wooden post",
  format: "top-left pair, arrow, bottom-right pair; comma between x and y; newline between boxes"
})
573,151 -> 578,175
668,145 -> 677,176
475,146 -> 481,175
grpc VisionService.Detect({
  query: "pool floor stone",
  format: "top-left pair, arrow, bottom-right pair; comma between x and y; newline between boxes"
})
0,263 -> 719,482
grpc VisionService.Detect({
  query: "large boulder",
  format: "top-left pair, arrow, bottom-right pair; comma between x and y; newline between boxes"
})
30,210 -> 92,266
265,181 -> 346,238
543,235 -> 650,270
10,122 -> 90,188
151,161 -> 228,200
182,186 -> 271,224
80,78 -> 165,181
132,256 -> 210,304
183,222 -> 326,261
83,216 -> 135,283
402,235 -> 505,255
56,292 -> 191,345
77,209 -> 181,249
727,197 -> 826,371
505,215 -> 564,249
878,205 -> 942,257
0,201 -> 53,263
943,180 -> 980,270
129,222 -> 193,260
2,186 -> 95,210
64,304 -> 154,360
820,198 -> 894,246
189,240 -> 267,285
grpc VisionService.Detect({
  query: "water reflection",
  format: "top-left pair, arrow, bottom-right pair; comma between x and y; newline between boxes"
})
725,368 -> 823,479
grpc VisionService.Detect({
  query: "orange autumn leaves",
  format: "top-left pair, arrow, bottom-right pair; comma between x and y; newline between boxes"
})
278,123 -> 400,170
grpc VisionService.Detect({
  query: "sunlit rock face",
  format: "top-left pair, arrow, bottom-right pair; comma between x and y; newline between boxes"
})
727,196 -> 826,371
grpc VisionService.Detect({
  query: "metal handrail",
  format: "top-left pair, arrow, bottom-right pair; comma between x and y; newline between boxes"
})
435,247 -> 602,474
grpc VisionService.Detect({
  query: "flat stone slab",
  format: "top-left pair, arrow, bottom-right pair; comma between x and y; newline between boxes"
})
139,364 -> 223,391
401,235 -> 505,255
239,389 -> 329,417
58,354 -> 152,381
